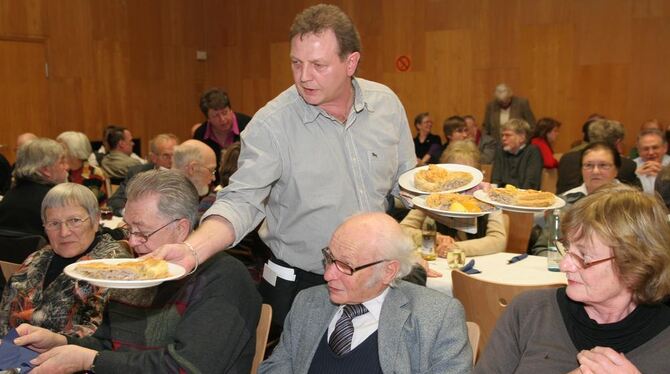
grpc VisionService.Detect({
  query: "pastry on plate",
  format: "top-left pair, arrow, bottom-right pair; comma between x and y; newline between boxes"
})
75,258 -> 170,281
488,185 -> 556,207
414,165 -> 473,192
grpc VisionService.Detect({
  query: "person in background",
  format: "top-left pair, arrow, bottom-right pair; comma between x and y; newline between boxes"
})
0,151 -> 10,195
413,112 -> 442,166
15,133 -> 38,154
476,186 -> 670,373
629,119 -> 666,159
0,138 -> 69,236
491,119 -> 543,190
57,131 -> 108,205
14,170 -> 261,374
107,133 -> 178,216
149,4 -> 416,330
442,116 -> 470,150
100,126 -> 141,181
259,212 -> 472,373
530,117 -> 561,169
0,183 -> 131,337
401,140 -> 506,257
192,88 -> 252,184
634,128 -> 670,194
218,142 -> 241,189
171,139 -> 217,218
465,115 -> 496,164
483,84 -> 536,140
89,126 -> 145,168
654,165 -> 670,209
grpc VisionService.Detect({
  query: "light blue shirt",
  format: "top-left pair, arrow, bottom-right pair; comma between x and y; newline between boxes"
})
203,78 -> 416,273
634,154 -> 670,194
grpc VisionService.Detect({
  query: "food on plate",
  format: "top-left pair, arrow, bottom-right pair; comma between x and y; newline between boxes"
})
75,258 -> 170,280
488,185 -> 556,207
414,165 -> 473,192
425,193 -> 493,213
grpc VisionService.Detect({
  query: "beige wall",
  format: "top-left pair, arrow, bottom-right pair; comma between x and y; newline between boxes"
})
1,0 -> 670,163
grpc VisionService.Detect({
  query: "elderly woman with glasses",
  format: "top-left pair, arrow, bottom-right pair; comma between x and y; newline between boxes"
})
475,185 -> 670,373
0,183 -> 131,338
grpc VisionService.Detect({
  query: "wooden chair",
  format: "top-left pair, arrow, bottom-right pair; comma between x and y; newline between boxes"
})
251,304 -> 272,374
466,321 -> 481,364
540,168 -> 558,194
0,260 -> 20,281
502,211 -> 534,254
480,164 -> 493,183
452,270 -> 563,355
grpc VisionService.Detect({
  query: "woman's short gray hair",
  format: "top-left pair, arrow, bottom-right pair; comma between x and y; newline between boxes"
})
501,118 -> 531,138
41,183 -> 99,223
57,131 -> 93,161
13,138 -> 66,182
126,170 -> 199,229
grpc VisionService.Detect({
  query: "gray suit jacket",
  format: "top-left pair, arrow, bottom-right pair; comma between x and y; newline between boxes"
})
259,281 -> 472,374
483,96 -> 536,139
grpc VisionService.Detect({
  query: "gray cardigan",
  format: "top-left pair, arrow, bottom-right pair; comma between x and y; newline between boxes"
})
475,288 -> 670,374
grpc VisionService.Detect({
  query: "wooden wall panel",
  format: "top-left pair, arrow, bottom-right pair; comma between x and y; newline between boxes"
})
1,0 -> 670,158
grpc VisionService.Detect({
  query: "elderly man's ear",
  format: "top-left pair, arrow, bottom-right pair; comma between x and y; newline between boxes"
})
175,218 -> 191,242
381,260 -> 400,286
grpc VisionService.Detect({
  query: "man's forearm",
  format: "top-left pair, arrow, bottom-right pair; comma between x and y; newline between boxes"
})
185,216 -> 236,263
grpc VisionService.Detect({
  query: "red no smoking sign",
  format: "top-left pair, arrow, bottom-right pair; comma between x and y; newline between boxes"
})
395,55 -> 411,72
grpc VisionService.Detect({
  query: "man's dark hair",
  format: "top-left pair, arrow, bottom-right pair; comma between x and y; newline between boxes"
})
290,4 -> 361,60
105,125 -> 127,150
533,117 -> 561,140
199,88 -> 231,117
443,116 -> 466,138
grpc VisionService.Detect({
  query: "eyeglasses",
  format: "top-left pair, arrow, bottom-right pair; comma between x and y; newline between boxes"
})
564,250 -> 615,269
322,247 -> 387,276
44,216 -> 90,231
127,218 -> 180,244
582,163 -> 614,171
199,164 -> 216,176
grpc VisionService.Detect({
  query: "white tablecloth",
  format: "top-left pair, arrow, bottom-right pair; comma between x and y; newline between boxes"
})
426,252 -> 567,296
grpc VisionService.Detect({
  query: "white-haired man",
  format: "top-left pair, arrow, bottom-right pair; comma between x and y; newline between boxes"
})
259,212 -> 472,373
483,83 -> 536,140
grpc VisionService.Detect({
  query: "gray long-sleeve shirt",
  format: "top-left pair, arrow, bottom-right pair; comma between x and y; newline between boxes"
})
203,78 -> 416,273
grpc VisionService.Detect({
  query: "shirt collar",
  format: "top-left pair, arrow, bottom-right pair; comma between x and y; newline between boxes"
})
202,113 -> 240,147
300,77 -> 368,124
361,287 -> 389,322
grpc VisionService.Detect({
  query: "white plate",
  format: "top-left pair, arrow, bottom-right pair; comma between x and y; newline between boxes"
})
398,164 -> 483,195
473,190 -> 566,213
411,195 -> 499,218
64,259 -> 186,289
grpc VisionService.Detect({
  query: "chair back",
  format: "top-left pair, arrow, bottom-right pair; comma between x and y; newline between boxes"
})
452,270 -> 563,355
540,168 -> 558,194
0,260 -> 20,281
251,304 -> 273,374
502,211 -> 534,254
480,164 -> 493,183
0,228 -> 46,263
466,321 -> 481,364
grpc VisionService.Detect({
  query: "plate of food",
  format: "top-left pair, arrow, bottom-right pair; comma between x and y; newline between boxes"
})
399,164 -> 483,194
473,185 -> 566,212
64,258 -> 186,289
412,193 -> 499,218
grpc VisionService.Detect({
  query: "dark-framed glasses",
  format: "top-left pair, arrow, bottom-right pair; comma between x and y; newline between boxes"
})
127,218 -> 180,244
564,250 -> 615,269
44,216 -> 90,231
321,247 -> 387,276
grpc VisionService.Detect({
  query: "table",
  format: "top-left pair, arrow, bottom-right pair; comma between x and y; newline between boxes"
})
426,252 -> 567,296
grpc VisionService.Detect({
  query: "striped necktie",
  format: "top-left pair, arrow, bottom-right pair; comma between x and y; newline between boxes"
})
329,304 -> 369,356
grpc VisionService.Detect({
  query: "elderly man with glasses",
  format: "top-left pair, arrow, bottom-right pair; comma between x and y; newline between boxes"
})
260,212 -> 472,374
14,170 -> 261,374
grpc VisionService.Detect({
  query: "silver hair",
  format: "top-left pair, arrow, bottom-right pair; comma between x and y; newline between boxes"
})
501,118 -> 531,138
150,133 -> 179,154
126,169 -> 199,229
384,224 -> 418,286
41,183 -> 99,223
637,128 -> 667,145
57,131 -> 93,160
588,119 -> 625,145
172,143 -> 204,171
13,138 -> 66,183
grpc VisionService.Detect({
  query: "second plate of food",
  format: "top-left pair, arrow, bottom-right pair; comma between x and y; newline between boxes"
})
412,193 -> 499,218
399,164 -> 483,195
473,188 -> 566,213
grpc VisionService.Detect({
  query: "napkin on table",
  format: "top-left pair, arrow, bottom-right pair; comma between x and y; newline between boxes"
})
0,329 -> 38,373
459,259 -> 481,274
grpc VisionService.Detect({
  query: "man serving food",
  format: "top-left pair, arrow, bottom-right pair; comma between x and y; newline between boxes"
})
12,170 -> 261,374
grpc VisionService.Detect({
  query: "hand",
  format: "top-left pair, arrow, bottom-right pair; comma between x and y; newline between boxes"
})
14,324 -> 67,353
636,161 -> 662,176
30,345 -> 98,374
144,242 -> 196,273
417,258 -> 442,278
576,347 -> 641,374
436,234 -> 455,258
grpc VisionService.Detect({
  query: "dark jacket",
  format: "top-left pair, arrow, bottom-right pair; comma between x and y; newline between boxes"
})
0,179 -> 54,236
556,149 -> 640,194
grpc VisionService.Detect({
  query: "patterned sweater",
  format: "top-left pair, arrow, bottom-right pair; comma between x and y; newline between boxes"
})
69,160 -> 109,205
68,252 -> 262,374
0,233 -> 131,337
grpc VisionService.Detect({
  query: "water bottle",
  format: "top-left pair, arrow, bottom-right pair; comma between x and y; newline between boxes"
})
421,218 -> 437,261
547,209 -> 561,272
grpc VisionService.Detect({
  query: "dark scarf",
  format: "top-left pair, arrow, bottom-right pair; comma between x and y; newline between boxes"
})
556,287 -> 670,353
43,233 -> 100,289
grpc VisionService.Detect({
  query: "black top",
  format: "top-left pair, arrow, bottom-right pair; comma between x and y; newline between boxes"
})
0,153 -> 11,195
43,234 -> 99,289
308,330 -> 382,374
0,178 -> 54,236
413,134 -> 442,164
556,287 -> 670,353
192,112 -> 252,184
